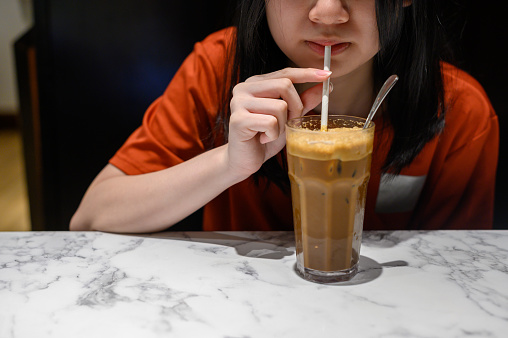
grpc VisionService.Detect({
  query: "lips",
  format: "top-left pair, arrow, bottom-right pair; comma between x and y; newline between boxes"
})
306,41 -> 351,56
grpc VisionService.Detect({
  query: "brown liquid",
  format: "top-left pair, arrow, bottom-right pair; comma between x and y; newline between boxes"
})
288,154 -> 370,271
286,118 -> 374,273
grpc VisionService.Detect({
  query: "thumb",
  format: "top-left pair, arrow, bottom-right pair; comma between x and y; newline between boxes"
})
298,81 -> 333,117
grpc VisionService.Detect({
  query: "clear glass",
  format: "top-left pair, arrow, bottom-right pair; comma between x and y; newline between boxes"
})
286,115 -> 375,283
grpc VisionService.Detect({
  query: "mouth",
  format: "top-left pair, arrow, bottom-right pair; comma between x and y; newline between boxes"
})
306,41 -> 351,56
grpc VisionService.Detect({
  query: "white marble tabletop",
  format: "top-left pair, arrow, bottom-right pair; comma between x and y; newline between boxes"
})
0,230 -> 507,337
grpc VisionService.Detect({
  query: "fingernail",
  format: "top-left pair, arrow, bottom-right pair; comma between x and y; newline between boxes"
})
329,81 -> 334,92
315,70 -> 332,76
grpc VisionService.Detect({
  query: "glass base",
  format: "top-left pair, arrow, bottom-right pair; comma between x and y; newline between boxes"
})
296,263 -> 358,284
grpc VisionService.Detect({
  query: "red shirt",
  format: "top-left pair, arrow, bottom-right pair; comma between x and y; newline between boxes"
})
110,28 -> 499,231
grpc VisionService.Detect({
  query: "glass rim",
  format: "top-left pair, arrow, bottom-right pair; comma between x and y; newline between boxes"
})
286,115 -> 375,131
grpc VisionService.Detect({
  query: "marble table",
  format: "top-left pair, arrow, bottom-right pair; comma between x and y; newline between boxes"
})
1,231 -> 507,337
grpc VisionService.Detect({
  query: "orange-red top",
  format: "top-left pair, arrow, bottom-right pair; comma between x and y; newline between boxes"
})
110,28 -> 499,230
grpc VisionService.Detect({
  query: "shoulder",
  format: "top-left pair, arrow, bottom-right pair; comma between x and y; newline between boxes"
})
440,62 -> 497,150
176,27 -> 236,86
442,62 -> 494,120
192,27 -> 236,64
165,28 -> 235,98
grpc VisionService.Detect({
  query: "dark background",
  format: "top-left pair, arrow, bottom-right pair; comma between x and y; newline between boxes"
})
16,0 -> 508,230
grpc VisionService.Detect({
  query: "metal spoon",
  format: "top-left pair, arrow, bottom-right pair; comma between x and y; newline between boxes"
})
363,74 -> 399,129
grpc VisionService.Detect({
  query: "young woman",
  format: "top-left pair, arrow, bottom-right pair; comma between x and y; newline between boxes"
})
70,0 -> 498,233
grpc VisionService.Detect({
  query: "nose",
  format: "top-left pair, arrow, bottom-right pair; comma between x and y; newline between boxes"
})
309,0 -> 350,25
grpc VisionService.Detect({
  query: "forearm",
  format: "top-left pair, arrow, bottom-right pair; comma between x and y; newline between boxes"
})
70,145 -> 244,233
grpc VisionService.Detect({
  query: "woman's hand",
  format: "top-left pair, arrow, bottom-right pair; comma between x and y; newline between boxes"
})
226,67 -> 332,179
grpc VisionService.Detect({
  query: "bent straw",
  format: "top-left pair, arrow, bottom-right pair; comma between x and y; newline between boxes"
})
321,45 -> 332,131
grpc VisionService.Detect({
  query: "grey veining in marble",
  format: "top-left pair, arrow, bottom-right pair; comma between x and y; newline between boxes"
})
1,230 -> 507,338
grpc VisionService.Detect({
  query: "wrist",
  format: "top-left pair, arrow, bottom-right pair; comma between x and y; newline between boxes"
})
218,144 -> 253,185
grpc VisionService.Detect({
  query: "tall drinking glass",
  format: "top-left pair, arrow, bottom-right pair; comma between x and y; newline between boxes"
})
286,115 -> 375,283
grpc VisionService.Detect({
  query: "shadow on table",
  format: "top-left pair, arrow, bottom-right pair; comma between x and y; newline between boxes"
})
312,257 -> 409,286
132,231 -> 296,260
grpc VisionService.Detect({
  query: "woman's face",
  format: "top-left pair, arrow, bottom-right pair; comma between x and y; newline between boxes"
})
265,0 -> 379,78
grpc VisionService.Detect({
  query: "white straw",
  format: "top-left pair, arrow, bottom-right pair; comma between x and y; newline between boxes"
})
321,45 -> 331,131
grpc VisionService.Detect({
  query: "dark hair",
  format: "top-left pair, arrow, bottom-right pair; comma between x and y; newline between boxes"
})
374,0 -> 451,172
217,0 -> 453,190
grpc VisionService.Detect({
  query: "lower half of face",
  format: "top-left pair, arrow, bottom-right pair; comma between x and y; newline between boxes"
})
266,0 -> 380,78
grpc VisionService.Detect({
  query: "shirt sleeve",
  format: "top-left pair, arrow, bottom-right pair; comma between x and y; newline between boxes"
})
412,70 -> 499,229
109,29 -> 232,175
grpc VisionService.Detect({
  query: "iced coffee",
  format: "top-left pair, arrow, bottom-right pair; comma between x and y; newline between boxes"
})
286,115 -> 375,283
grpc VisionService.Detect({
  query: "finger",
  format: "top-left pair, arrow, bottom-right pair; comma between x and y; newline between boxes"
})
241,67 -> 332,119
235,78 -> 296,100
257,115 -> 280,144
246,67 -> 331,85
234,79 -> 301,122
233,79 -> 303,126
238,97 -> 288,134
231,110 -> 280,144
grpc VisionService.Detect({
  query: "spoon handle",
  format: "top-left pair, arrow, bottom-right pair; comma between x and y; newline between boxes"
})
363,74 -> 399,129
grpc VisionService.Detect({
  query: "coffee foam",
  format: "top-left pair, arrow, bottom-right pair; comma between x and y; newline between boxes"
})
286,127 -> 374,161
